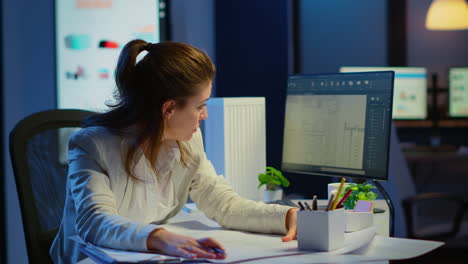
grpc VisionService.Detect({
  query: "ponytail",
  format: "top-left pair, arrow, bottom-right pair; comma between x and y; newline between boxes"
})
115,39 -> 148,100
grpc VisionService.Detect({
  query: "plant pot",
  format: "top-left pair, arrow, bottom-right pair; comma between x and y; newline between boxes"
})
264,189 -> 283,203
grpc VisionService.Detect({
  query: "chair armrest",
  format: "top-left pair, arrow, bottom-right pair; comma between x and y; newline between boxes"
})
402,192 -> 466,240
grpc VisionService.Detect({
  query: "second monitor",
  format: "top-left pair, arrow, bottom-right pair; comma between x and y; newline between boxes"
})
449,67 -> 468,118
340,67 -> 427,120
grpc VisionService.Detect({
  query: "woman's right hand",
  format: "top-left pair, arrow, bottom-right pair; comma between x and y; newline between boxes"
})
147,228 -> 226,259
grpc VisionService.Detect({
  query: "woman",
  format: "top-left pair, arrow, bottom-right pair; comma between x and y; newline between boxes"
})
50,39 -> 298,264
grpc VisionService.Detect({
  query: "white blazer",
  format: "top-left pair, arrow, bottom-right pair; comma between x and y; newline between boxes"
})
50,126 -> 291,264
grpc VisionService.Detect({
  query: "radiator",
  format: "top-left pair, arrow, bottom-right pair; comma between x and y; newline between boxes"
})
203,97 -> 266,201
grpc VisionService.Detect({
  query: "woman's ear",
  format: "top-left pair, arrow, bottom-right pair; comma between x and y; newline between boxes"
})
161,100 -> 177,118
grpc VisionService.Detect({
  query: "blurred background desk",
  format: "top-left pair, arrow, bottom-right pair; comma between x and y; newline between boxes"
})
403,146 -> 468,199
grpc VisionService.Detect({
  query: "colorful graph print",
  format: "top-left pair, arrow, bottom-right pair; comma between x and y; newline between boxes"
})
98,69 -> 109,80
65,35 -> 91,50
98,40 -> 119,49
57,0 -> 159,112
76,0 -> 112,9
66,66 -> 85,80
133,24 -> 157,42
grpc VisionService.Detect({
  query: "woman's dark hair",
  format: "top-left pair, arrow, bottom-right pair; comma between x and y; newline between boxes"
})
84,40 -> 215,180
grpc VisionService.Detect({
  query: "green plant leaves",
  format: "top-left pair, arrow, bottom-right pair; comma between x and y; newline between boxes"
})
341,183 -> 378,209
258,166 -> 290,190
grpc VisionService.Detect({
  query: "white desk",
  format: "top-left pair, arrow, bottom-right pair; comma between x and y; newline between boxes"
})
79,200 -> 424,264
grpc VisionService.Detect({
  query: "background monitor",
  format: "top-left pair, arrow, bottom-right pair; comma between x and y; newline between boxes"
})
282,71 -> 394,180
55,0 -> 168,112
448,67 -> 468,118
340,67 -> 427,120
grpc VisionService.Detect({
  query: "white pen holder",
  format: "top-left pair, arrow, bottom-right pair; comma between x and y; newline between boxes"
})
297,208 -> 345,251
345,210 -> 374,232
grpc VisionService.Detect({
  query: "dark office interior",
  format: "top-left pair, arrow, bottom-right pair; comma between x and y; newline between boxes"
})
2,0 -> 468,263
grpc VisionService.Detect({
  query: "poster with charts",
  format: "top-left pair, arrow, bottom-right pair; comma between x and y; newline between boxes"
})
56,0 -> 159,112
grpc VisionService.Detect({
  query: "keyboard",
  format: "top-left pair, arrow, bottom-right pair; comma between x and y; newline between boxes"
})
265,199 -> 299,208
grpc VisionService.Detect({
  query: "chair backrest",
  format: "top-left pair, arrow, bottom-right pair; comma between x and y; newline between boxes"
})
9,109 -> 95,263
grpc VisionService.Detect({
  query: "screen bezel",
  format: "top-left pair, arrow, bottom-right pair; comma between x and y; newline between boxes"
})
281,71 -> 394,181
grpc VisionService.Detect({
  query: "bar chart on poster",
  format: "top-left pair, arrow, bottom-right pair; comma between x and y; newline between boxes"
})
56,0 -> 165,112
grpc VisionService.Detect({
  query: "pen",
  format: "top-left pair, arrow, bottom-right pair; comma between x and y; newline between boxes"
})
304,201 -> 312,211
312,195 -> 318,211
335,188 -> 353,209
297,201 -> 306,211
212,247 -> 225,255
331,177 -> 346,210
326,192 -> 336,211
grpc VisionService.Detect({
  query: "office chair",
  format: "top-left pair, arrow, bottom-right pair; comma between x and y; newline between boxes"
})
402,193 -> 467,240
382,124 -> 468,262
9,109 -> 95,264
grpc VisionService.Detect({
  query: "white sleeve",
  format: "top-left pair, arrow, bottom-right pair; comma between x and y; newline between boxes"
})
67,131 -> 158,251
188,130 -> 292,235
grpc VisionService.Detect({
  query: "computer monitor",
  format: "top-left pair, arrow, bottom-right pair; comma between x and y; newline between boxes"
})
340,67 -> 427,120
282,72 -> 394,180
448,67 -> 468,118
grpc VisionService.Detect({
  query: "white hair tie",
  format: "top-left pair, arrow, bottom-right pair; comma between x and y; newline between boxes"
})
135,50 -> 149,65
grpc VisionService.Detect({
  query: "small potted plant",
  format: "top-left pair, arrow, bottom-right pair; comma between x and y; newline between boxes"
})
258,166 -> 290,202
341,183 -> 378,210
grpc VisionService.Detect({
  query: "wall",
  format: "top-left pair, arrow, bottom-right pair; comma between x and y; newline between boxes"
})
170,0 -> 215,94
1,0 -> 214,263
0,0 -> 5,261
170,0 -> 214,60
2,0 -> 56,262
298,0 -> 388,74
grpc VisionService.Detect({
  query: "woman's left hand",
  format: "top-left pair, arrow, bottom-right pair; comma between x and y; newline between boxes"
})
282,207 -> 299,242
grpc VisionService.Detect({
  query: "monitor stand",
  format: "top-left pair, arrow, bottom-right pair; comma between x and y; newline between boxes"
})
371,180 -> 394,235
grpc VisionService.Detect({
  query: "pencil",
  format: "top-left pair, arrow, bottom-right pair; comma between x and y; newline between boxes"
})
327,192 -> 336,211
331,178 -> 346,210
335,189 -> 353,209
